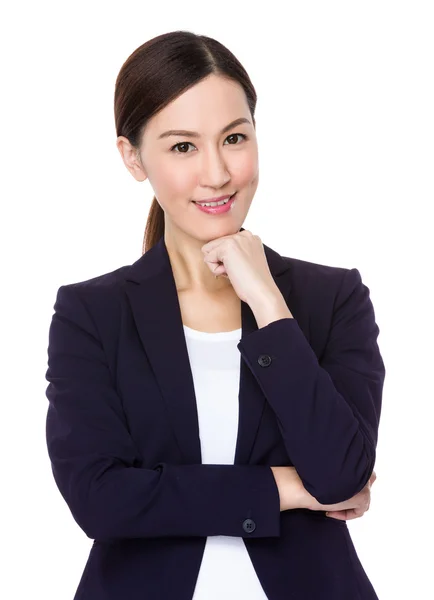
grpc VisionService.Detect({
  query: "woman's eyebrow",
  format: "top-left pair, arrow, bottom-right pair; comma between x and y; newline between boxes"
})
157,117 -> 251,140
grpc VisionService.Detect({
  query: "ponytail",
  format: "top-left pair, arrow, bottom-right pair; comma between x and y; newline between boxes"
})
142,196 -> 165,255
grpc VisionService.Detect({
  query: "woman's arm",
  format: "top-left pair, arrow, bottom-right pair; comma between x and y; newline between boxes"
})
240,268 -> 385,506
45,284 -> 282,542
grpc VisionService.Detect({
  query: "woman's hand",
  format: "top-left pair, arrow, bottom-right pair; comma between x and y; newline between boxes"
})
271,466 -> 377,521
201,230 -> 278,304
306,471 -> 377,521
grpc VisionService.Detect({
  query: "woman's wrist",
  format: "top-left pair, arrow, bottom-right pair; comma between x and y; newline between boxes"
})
271,466 -> 312,511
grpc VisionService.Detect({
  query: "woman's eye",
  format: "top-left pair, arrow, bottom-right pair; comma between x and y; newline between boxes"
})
170,133 -> 247,154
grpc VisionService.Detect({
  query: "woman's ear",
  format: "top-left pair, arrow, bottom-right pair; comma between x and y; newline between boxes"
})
116,136 -> 148,182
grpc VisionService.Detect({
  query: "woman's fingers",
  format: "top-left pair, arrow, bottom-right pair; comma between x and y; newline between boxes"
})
326,507 -> 364,521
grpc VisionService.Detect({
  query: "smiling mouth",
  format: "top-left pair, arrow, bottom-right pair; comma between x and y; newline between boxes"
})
192,193 -> 236,207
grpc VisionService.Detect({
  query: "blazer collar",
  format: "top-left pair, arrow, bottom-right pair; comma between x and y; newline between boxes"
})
124,228 -> 292,465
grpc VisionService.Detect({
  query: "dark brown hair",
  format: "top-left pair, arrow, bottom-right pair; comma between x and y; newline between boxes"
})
114,31 -> 257,255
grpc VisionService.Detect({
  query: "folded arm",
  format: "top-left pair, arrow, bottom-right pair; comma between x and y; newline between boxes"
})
45,284 -> 281,542
238,268 -> 386,505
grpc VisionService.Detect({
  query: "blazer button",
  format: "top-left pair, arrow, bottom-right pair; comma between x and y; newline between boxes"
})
242,518 -> 256,533
258,354 -> 272,367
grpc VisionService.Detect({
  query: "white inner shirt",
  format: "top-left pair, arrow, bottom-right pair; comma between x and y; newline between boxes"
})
183,324 -> 269,600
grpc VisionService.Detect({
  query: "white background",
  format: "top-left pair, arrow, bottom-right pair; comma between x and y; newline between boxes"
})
1,1 -> 432,598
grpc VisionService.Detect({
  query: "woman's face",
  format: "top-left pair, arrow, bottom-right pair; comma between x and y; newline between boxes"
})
124,74 -> 259,243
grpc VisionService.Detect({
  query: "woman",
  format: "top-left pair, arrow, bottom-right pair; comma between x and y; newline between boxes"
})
45,31 -> 385,599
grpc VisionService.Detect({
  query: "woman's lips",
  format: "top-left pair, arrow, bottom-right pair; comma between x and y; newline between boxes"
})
192,192 -> 237,215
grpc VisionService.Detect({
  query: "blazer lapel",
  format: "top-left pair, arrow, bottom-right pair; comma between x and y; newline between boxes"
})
125,228 -> 292,465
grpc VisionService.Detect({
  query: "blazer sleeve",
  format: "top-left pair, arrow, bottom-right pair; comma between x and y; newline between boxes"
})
45,284 -> 281,542
237,267 -> 386,506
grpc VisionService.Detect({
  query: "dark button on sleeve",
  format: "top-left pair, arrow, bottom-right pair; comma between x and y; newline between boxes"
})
242,518 -> 256,533
257,354 -> 272,367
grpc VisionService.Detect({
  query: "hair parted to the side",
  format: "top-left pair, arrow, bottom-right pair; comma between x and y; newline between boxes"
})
114,30 -> 257,255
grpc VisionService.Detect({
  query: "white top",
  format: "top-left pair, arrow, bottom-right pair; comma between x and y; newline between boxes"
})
183,324 -> 269,600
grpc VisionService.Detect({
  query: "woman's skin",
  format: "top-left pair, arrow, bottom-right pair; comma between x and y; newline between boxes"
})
116,73 -> 376,522
117,73 -> 258,295
271,466 -> 376,521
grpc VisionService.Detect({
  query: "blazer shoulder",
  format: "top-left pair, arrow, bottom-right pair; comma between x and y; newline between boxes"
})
281,254 -> 353,290
60,264 -> 131,292
51,262 -> 136,323
49,263 -> 138,351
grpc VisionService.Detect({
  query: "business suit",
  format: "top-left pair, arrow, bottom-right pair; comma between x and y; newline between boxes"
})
45,227 -> 385,599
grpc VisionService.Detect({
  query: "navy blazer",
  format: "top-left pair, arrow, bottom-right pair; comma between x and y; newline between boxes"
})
45,228 -> 385,600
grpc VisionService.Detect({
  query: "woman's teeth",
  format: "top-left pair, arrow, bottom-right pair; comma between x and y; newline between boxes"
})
195,197 -> 231,207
